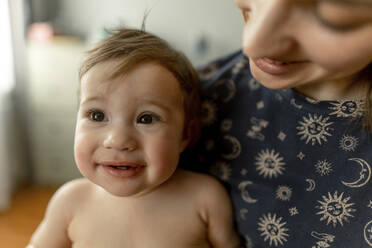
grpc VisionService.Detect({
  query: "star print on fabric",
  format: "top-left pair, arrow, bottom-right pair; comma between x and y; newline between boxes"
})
289,207 -> 299,216
297,152 -> 305,160
367,201 -> 372,209
315,160 -> 333,176
278,132 -> 286,141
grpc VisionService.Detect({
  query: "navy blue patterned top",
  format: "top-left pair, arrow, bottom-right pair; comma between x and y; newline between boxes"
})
181,51 -> 372,248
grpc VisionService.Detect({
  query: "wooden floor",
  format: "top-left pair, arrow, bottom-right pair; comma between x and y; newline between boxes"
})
0,186 -> 58,248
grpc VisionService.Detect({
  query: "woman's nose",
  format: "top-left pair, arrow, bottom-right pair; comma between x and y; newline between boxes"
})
103,125 -> 137,151
242,0 -> 297,58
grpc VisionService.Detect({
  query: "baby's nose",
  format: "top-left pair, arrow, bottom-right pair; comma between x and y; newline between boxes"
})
103,126 -> 137,151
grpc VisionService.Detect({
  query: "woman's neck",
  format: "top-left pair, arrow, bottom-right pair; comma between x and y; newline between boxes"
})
294,76 -> 367,101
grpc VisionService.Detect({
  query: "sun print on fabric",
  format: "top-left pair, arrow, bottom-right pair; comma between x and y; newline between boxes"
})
315,191 -> 356,228
255,149 -> 286,179
297,114 -> 333,146
258,213 -> 289,247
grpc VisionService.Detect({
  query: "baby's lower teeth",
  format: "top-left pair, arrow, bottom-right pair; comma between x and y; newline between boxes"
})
116,166 -> 131,170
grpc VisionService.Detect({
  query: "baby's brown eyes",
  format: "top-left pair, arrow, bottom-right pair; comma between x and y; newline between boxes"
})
137,113 -> 160,124
88,110 -> 107,122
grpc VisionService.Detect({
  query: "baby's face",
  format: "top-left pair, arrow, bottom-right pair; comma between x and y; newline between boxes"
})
75,61 -> 188,197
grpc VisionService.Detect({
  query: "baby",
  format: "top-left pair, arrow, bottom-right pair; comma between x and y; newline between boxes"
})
27,28 -> 241,248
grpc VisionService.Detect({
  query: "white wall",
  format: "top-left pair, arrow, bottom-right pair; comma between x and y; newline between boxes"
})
54,0 -> 244,66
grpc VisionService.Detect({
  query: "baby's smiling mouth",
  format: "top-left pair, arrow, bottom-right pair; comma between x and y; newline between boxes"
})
100,161 -> 146,170
99,161 -> 146,178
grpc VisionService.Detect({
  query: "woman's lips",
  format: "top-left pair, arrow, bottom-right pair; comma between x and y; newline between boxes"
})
253,58 -> 307,75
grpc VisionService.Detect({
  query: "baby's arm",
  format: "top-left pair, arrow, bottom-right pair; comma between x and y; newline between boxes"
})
27,179 -> 84,248
198,175 -> 241,248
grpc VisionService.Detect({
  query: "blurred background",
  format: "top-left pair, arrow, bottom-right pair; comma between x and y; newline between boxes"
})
0,0 -> 242,246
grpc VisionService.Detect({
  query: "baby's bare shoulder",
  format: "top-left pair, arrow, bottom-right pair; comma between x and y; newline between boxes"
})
49,178 -> 95,211
172,169 -> 227,197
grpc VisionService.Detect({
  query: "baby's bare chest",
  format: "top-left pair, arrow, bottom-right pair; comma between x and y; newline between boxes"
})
67,197 -> 209,248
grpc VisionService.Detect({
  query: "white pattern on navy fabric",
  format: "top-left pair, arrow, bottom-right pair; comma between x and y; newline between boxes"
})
311,231 -> 335,248
364,220 -> 372,247
255,149 -> 286,179
306,178 -> 316,192
328,100 -> 364,118
289,207 -> 299,216
297,114 -> 333,146
297,152 -> 305,160
246,117 -> 268,141
277,131 -> 286,141
209,160 -> 231,182
258,213 -> 289,247
341,158 -> 371,188
290,98 -> 303,109
239,181 -> 258,204
198,63 -> 218,81
248,78 -> 260,91
240,208 -> 249,220
221,135 -> 241,160
314,160 -> 333,176
201,100 -> 217,126
315,191 -> 356,227
214,79 -> 236,102
256,100 -> 265,109
339,135 -> 359,152
276,185 -> 292,201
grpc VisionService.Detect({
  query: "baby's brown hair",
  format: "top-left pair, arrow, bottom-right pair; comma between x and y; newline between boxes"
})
79,28 -> 201,146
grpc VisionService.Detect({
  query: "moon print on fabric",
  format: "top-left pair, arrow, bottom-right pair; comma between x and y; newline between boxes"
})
364,220 -> 372,247
315,191 -> 356,227
276,185 -> 292,201
297,114 -> 333,146
314,160 -> 333,176
306,178 -> 316,192
239,181 -> 258,204
255,149 -> 286,179
341,158 -> 371,188
329,100 -> 364,118
213,79 -> 236,102
339,135 -> 359,152
220,135 -> 242,160
258,213 -> 289,247
311,231 -> 335,248
201,100 -> 217,126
